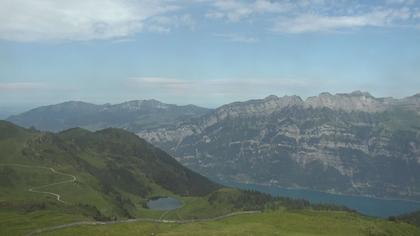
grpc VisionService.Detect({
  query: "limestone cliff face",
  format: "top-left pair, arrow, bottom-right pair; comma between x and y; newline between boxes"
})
138,92 -> 420,200
305,91 -> 388,112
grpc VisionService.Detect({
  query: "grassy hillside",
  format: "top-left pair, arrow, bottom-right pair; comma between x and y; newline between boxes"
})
0,120 -> 219,194
38,211 -> 420,236
1,121 -> 291,234
1,120 -> 419,235
0,120 -> 221,231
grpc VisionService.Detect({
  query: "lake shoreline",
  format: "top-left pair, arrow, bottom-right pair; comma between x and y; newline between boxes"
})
147,197 -> 182,211
232,181 -> 420,204
214,179 -> 420,218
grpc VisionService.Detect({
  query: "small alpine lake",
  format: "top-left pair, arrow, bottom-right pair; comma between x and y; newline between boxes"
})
217,180 -> 420,218
147,197 -> 182,211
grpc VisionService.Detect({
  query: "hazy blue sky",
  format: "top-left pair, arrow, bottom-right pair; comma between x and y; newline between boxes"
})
1,0 -> 420,113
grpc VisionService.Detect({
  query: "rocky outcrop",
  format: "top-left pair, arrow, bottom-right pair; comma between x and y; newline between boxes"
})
138,92 -> 420,200
305,91 -> 388,112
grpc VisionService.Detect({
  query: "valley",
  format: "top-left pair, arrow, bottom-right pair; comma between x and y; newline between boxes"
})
2,120 -> 420,235
9,92 -> 420,202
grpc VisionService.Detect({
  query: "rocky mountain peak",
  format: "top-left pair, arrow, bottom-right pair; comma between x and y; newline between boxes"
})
115,99 -> 170,111
214,91 -> 398,117
348,90 -> 373,98
264,94 -> 279,101
264,94 -> 303,103
305,91 -> 385,112
216,95 -> 303,118
406,93 -> 420,99
318,92 -> 333,97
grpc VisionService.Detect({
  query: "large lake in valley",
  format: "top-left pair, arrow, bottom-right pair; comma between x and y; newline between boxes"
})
218,180 -> 420,218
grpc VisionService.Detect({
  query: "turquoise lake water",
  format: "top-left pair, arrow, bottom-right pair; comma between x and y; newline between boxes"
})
218,180 -> 420,218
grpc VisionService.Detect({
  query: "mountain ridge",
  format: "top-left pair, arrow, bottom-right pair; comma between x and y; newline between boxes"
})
222,91 -> 420,114
0,120 -> 220,215
135,92 -> 420,201
5,92 -> 420,201
7,91 -> 420,131
7,99 -> 211,132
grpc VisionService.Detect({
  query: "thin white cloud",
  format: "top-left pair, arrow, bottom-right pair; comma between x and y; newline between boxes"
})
205,0 -> 420,33
386,0 -> 417,5
0,82 -> 49,91
0,0 -> 181,42
205,0 -> 292,22
123,76 -> 420,107
124,76 -> 342,107
1,0 -> 419,42
272,8 -> 412,33
415,10 -> 420,18
145,14 -> 196,33
0,82 -> 76,93
128,77 -> 193,91
213,33 -> 258,43
127,76 -> 330,97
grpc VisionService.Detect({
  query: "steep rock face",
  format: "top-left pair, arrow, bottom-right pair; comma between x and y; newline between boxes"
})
397,94 -> 420,114
7,100 -> 211,132
138,92 -> 420,200
214,95 -> 304,118
305,91 -> 388,112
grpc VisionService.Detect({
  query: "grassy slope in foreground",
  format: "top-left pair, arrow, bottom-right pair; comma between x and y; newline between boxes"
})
42,210 -> 420,236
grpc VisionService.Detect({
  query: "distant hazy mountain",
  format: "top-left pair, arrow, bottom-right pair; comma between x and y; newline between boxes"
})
7,99 -> 211,132
138,91 -> 420,201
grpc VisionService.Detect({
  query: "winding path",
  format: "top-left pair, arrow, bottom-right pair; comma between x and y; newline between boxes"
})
0,163 -> 77,203
1,163 -> 261,235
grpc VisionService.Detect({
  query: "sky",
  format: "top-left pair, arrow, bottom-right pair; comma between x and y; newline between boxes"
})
1,0 -> 420,116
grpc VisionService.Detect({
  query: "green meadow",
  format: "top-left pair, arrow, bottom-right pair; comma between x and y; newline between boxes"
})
40,210 -> 420,236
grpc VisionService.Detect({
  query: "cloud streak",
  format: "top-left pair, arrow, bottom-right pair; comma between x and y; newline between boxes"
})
1,0 -> 419,42
124,76 -> 352,107
0,0 -> 180,42
0,82 -> 77,94
205,0 -> 420,33
213,33 -> 258,43
127,76 -> 331,97
0,82 -> 49,91
272,8 -> 413,33
205,0 -> 292,22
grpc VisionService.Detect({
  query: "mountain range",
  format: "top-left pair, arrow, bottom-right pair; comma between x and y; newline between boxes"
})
6,91 -> 420,201
7,99 -> 210,132
2,120 -> 420,235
